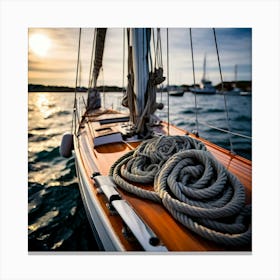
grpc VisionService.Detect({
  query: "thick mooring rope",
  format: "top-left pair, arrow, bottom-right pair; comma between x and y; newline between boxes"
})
109,135 -> 206,203
154,149 -> 251,246
109,135 -> 251,247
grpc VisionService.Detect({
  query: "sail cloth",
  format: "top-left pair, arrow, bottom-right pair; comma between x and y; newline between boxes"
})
136,66 -> 165,135
93,28 -> 107,88
87,28 -> 106,111
87,88 -> 101,110
122,29 -> 137,124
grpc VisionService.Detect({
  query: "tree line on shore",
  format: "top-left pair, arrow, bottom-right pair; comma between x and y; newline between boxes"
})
28,84 -> 124,92
28,80 -> 251,93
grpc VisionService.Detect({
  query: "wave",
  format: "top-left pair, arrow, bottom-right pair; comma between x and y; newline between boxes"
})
33,146 -> 60,162
203,108 -> 225,113
28,162 -> 50,172
32,127 -> 47,131
44,110 -> 71,120
56,158 -> 76,183
176,121 -> 187,127
28,133 -> 49,142
28,182 -> 98,251
233,115 -> 251,122
180,107 -> 202,114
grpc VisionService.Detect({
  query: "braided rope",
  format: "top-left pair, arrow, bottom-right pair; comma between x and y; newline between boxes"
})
109,135 -> 251,247
154,150 -> 251,246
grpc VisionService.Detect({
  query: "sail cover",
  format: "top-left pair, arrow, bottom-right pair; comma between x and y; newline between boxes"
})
93,28 -> 107,88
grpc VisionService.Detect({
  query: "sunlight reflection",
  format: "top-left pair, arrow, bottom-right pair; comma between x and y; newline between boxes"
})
28,210 -> 59,232
36,92 -> 56,119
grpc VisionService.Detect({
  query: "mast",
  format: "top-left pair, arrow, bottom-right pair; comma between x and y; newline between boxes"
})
123,28 -> 164,135
234,64 -> 238,88
131,28 -> 150,124
202,54 -> 206,81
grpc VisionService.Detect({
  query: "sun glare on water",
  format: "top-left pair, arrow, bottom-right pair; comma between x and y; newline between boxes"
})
29,33 -> 51,57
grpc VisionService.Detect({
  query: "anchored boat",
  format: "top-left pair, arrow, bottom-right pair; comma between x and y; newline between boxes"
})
60,28 -> 252,252
168,86 -> 185,96
189,54 -> 216,94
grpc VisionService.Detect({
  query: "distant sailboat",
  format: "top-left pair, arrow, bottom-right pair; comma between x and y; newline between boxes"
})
168,86 -> 184,96
189,54 -> 216,94
227,64 -> 241,95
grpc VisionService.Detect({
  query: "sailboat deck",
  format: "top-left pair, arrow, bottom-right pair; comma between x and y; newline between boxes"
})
76,109 -> 252,251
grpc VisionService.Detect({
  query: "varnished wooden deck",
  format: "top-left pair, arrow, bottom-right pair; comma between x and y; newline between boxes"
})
76,111 -> 252,251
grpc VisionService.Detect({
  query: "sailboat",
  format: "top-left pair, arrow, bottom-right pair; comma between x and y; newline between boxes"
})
168,86 -> 185,97
226,64 -> 241,95
60,28 -> 252,252
189,54 -> 216,94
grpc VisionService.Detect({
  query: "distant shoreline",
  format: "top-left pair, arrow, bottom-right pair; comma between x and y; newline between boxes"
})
28,81 -> 252,93
28,84 -> 124,92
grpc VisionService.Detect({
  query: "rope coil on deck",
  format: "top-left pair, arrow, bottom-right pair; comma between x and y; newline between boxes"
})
154,149 -> 251,246
109,135 -> 206,203
109,135 -> 251,247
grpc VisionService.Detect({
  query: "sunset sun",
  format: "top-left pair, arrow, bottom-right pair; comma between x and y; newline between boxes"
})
29,33 -> 51,57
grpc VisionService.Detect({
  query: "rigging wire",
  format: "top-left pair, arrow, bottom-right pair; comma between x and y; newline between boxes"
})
213,28 -> 234,154
88,29 -> 97,89
72,28 -> 82,135
166,28 -> 170,135
157,29 -> 164,118
189,28 -> 199,135
147,29 -> 153,72
157,28 -> 163,68
78,58 -> 82,88
152,28 -> 156,67
122,28 -> 125,92
198,120 -> 252,140
101,66 -> 105,107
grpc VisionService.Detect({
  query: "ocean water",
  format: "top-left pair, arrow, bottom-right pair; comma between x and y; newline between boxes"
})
28,91 -> 252,251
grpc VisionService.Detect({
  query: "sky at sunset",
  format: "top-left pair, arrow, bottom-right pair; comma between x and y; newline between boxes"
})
28,28 -> 252,88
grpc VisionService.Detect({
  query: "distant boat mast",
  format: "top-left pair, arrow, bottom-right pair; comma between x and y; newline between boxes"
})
233,64 -> 238,88
202,54 -> 207,81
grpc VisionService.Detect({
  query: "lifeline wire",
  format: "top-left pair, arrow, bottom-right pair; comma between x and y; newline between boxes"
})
189,28 -> 199,134
72,28 -> 82,135
166,28 -> 170,135
213,28 -> 234,154
88,29 -> 97,90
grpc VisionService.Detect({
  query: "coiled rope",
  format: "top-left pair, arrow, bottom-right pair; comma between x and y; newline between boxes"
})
109,135 -> 206,203
109,135 -> 251,247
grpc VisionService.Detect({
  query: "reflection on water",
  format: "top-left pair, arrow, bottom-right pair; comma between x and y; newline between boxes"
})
29,91 -> 99,251
29,209 -> 59,232
35,92 -> 56,119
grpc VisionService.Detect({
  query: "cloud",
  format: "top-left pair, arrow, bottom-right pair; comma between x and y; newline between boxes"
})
28,28 -> 252,87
